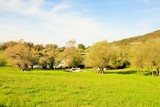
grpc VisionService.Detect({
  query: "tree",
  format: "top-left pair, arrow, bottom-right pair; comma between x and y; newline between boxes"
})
46,44 -> 59,69
66,40 -> 76,48
45,44 -> 58,50
34,44 -> 44,51
27,48 -> 39,69
78,44 -> 85,50
39,44 -> 59,69
0,56 -> 7,66
63,48 -> 83,68
144,39 -> 160,76
3,41 -> 17,49
78,43 -> 86,52
5,44 -> 36,71
86,41 -> 120,73
0,44 -> 4,50
130,39 -> 160,76
109,48 -> 129,69
59,40 -> 83,68
130,42 -> 146,75
58,47 -> 65,52
39,53 -> 50,69
23,42 -> 34,49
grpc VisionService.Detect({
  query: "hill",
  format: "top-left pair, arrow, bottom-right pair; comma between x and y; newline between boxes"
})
112,30 -> 160,46
111,30 -> 160,53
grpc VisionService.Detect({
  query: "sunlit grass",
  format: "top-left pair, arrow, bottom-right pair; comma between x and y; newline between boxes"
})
0,67 -> 160,107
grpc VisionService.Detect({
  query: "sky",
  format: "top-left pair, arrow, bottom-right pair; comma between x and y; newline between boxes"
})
0,0 -> 160,46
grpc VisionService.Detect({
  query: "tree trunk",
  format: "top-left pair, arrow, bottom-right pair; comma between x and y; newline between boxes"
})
101,69 -> 104,74
42,63 -> 47,69
17,64 -> 22,71
156,68 -> 160,77
50,62 -> 54,69
152,71 -> 154,76
31,65 -> 33,70
42,65 -> 46,69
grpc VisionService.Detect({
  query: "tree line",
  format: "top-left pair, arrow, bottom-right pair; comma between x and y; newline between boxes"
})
1,40 -> 85,71
1,39 -> 160,76
130,39 -> 160,76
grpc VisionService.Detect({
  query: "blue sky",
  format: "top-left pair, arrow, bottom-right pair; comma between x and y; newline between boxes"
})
0,0 -> 160,46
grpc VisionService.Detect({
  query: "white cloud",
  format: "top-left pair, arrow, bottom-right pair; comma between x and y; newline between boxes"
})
0,0 -> 111,46
51,2 -> 71,13
1,0 -> 158,46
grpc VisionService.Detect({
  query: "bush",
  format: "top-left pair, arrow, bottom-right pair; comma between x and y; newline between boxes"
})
0,57 -> 7,66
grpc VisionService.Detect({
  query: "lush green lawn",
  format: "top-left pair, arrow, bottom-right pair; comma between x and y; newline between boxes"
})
0,67 -> 160,107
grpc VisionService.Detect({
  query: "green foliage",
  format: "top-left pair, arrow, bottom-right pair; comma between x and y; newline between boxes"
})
87,41 -> 111,68
2,30 -> 160,73
45,44 -> 58,50
3,41 -> 17,49
0,51 -> 7,66
62,47 -> 83,68
78,43 -> 85,50
34,44 -> 44,51
5,44 -> 37,71
112,30 -> 160,60
78,43 -> 86,52
57,40 -> 84,68
113,30 -> 160,46
0,57 -> 7,66
130,39 -> 160,76
0,44 -> 4,50
0,67 -> 160,107
130,42 -> 145,70
58,47 -> 65,52
39,44 -> 59,69
86,41 -> 128,71
23,42 -> 34,48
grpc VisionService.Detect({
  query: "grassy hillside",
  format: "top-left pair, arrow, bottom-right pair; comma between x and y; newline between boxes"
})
111,30 -> 160,53
0,67 -> 160,107
113,30 -> 160,46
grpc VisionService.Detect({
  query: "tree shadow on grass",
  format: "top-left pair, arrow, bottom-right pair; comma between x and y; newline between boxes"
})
143,70 -> 158,76
104,70 -> 137,75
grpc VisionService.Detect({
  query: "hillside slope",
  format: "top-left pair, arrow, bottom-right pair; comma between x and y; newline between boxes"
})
112,30 -> 160,46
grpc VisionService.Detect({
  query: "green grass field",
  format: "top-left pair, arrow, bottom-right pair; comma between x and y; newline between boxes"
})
0,67 -> 160,107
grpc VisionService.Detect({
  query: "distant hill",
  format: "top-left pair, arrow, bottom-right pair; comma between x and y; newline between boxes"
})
111,30 -> 160,53
112,30 -> 160,46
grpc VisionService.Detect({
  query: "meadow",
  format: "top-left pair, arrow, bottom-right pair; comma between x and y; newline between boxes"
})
0,67 -> 160,107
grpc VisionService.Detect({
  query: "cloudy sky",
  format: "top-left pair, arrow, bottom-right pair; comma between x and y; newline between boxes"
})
0,0 -> 160,46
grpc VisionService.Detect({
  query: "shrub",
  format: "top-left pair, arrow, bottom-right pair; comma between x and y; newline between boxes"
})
0,56 -> 7,66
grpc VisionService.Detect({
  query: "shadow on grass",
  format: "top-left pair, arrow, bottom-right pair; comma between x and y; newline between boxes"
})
143,70 -> 158,76
104,70 -> 137,75
0,104 -> 8,107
